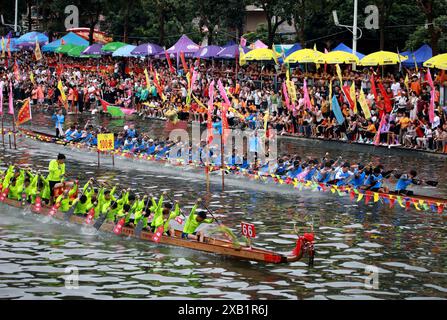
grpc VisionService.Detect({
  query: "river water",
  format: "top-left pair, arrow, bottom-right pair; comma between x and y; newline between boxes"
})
0,111 -> 446,300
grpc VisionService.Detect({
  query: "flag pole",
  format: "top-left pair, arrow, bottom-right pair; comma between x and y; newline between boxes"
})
1,115 -> 4,148
12,109 -> 16,150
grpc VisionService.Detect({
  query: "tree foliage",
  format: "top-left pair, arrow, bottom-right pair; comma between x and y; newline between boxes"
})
1,0 -> 445,53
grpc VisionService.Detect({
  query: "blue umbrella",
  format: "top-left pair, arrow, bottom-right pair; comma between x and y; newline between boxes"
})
42,32 -> 88,52
16,32 -> 49,48
112,45 -> 137,57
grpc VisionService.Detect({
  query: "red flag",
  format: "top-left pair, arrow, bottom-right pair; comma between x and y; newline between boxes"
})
61,39 -> 66,46
180,52 -> 188,73
13,60 -> 20,81
16,98 -> 32,126
370,74 -> 378,102
342,86 -> 355,110
99,98 -> 110,112
165,51 -> 176,74
377,81 -> 392,113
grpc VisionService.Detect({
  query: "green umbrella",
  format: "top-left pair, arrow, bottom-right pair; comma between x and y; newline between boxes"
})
102,42 -> 128,52
55,43 -> 77,54
67,45 -> 88,57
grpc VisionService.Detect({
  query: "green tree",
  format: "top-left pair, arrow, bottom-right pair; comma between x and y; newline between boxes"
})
250,0 -> 292,48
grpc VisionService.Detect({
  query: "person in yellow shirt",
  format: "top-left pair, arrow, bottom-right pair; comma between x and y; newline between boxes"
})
47,154 -> 66,200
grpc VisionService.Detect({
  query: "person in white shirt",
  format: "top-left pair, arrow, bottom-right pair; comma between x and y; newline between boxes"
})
391,79 -> 401,97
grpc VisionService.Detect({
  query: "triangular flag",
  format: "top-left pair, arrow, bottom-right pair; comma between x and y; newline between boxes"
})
16,98 -> 32,126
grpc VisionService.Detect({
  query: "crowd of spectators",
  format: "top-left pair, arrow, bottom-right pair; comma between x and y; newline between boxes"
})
1,50 -> 447,153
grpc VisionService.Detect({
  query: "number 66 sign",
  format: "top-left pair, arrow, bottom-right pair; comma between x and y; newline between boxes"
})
241,222 -> 256,238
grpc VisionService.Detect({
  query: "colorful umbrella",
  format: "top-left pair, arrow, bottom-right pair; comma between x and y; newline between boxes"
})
359,51 -> 408,66
101,42 -> 128,52
55,43 -> 78,54
112,45 -> 137,57
67,45 -> 89,57
216,45 -> 250,59
131,43 -> 163,56
284,48 -> 323,64
194,45 -> 223,59
423,53 -> 447,70
82,43 -> 105,55
243,48 -> 280,62
315,51 -> 359,64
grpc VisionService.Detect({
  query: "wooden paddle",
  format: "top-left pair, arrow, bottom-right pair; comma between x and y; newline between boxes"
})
93,190 -> 124,230
199,198 -> 222,225
64,179 -> 89,221
134,197 -> 152,238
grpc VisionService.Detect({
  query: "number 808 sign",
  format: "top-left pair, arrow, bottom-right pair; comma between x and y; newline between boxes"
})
241,222 -> 256,238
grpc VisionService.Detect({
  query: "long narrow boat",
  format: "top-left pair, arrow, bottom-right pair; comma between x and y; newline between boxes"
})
0,197 -> 311,264
16,128 -> 447,213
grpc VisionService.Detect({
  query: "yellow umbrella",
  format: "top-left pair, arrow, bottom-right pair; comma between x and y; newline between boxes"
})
315,51 -> 359,64
285,48 -> 323,64
243,48 -> 280,62
359,51 -> 408,66
423,53 -> 447,70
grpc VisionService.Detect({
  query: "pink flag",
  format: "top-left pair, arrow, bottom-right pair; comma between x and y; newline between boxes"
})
0,82 -> 3,115
207,80 -> 215,145
426,69 -> 435,123
217,79 -> 231,107
240,37 -> 246,47
8,81 -> 13,115
374,113 -> 386,146
303,78 -> 312,111
282,82 -> 290,110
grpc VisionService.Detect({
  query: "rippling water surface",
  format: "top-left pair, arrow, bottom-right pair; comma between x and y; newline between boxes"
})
0,111 -> 446,300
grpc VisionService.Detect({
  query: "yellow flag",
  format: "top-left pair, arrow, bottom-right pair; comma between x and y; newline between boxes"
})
1,37 -> 4,58
263,110 -> 269,138
358,88 -> 371,120
34,39 -> 42,61
192,94 -> 207,110
239,47 -> 246,66
272,43 -> 278,65
144,68 -> 151,90
350,82 -> 357,113
404,74 -> 409,92
30,72 -> 35,85
336,64 -> 343,86
329,79 -> 333,110
57,80 -> 67,101
373,193 -> 379,202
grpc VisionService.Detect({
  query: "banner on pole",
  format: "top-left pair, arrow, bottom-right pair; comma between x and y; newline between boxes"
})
97,133 -> 114,151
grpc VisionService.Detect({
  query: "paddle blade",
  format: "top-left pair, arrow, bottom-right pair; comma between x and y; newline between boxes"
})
113,218 -> 126,235
93,214 -> 107,230
85,208 -> 95,225
152,226 -> 164,243
49,203 -> 61,217
134,220 -> 144,238
426,180 -> 438,187
33,196 -> 42,212
64,204 -> 76,221
0,188 -> 9,202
